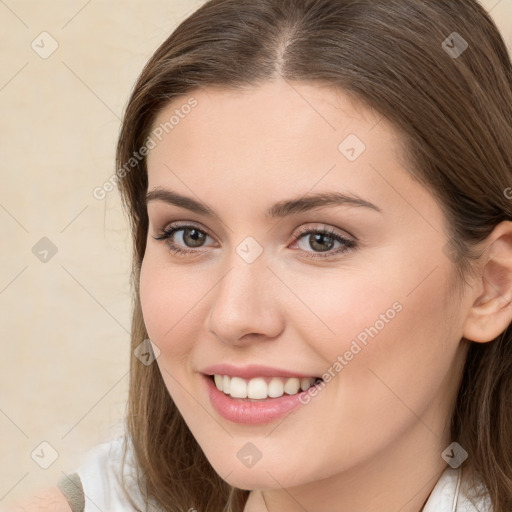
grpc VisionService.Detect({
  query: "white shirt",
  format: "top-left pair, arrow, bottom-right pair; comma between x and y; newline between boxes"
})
60,436 -> 492,512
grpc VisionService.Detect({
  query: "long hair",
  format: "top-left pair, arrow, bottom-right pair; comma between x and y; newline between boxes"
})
115,1 -> 512,510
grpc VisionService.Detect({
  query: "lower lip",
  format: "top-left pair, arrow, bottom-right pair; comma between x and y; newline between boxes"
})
203,374 -> 320,424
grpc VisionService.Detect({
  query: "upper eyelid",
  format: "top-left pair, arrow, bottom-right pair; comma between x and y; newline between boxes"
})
158,221 -> 215,239
295,224 -> 355,240
156,221 -> 354,245
154,222 -> 217,247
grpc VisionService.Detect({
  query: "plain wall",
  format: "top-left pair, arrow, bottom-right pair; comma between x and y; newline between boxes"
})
1,0 -> 511,507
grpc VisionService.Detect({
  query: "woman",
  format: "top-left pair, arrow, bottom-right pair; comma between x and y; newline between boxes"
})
13,0 -> 512,511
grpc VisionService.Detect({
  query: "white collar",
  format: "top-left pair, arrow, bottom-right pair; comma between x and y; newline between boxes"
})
423,466 -> 493,512
242,467 -> 493,512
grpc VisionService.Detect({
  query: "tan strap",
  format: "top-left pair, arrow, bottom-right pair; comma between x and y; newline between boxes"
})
56,473 -> 85,512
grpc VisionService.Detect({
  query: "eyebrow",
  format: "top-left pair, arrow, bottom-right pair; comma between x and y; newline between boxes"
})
145,187 -> 382,218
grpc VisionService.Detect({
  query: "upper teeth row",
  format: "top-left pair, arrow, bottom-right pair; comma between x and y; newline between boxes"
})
214,374 -> 317,399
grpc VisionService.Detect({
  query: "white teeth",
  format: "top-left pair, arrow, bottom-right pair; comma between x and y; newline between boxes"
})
283,377 -> 300,395
268,377 -> 284,398
230,377 -> 247,398
213,374 -> 319,399
223,375 -> 230,394
300,377 -> 311,391
247,377 -> 268,399
214,374 -> 224,391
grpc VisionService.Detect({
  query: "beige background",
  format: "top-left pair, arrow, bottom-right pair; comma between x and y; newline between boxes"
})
0,0 -> 511,508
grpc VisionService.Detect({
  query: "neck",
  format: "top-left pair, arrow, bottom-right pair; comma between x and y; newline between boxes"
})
244,418 -> 451,512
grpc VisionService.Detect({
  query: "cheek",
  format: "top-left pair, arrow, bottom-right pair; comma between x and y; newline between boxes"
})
139,259 -> 168,342
139,256 -> 196,352
329,261 -> 463,424
139,257 -> 201,406
295,255 -> 462,410
283,265 -> 403,352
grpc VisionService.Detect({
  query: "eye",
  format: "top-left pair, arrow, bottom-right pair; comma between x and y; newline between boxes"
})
153,222 -> 357,259
290,225 -> 356,259
153,222 -> 214,256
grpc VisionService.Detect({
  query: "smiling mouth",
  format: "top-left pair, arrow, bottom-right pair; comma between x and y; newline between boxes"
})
210,374 -> 324,400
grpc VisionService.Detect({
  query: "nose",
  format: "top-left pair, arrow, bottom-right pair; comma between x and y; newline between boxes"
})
206,254 -> 285,346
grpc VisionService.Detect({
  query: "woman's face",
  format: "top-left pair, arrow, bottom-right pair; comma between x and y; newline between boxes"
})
140,80 -> 472,492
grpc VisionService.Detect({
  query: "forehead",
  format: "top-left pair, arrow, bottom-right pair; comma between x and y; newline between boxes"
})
148,80 -> 382,149
144,80 -> 440,229
147,80 -> 394,177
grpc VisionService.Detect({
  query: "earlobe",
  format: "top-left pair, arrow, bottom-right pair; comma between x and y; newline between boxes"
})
462,221 -> 512,343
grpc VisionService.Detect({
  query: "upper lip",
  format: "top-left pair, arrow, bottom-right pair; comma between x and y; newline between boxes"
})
200,363 -> 321,380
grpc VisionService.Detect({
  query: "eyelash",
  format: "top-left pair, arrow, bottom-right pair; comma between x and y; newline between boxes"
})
153,222 -> 357,259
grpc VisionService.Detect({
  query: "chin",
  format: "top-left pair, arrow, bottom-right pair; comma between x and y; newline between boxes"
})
204,451 -> 314,491
219,467 -> 287,491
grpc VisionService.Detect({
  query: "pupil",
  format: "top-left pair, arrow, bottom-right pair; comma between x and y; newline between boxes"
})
185,228 -> 205,247
311,233 -> 333,252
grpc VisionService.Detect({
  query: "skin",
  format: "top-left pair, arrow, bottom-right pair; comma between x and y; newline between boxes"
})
8,487 -> 72,512
139,79 -> 512,512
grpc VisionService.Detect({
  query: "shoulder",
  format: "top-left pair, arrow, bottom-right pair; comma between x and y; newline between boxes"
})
7,487 -> 72,512
423,466 -> 493,512
72,435 -> 150,511
7,437 -> 148,512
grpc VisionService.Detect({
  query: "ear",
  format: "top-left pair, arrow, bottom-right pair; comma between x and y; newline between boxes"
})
463,221 -> 512,343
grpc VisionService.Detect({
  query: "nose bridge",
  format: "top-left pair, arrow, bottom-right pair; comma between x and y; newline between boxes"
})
207,244 -> 283,343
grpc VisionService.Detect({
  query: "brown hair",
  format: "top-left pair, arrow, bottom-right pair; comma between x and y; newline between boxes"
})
115,1 -> 512,510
